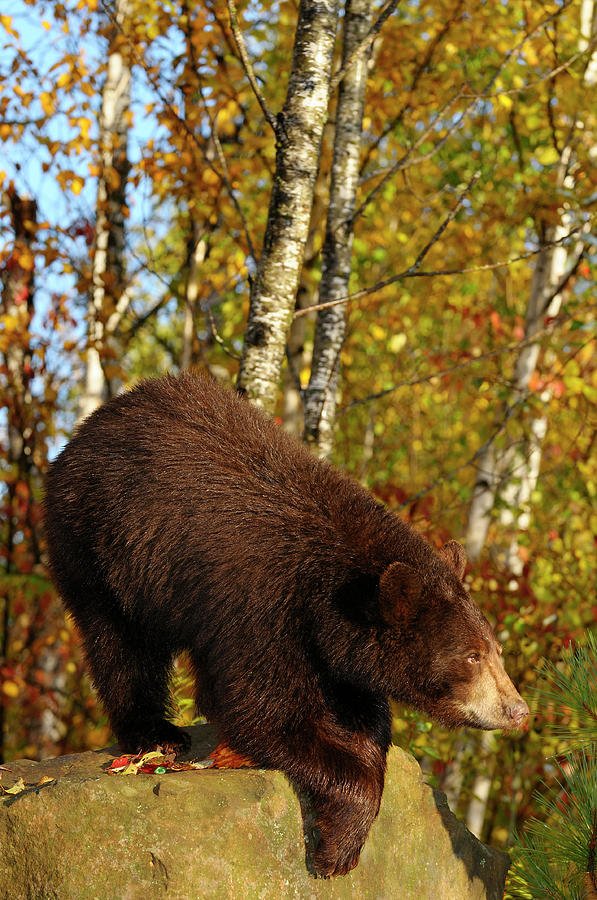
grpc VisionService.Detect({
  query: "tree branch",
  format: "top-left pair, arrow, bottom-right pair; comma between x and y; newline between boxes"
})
410,170 -> 480,272
360,0 -> 465,172
353,86 -> 467,222
356,0 -> 575,221
99,0 -> 256,260
226,0 -> 277,133
329,0 -> 400,95
338,303 -> 595,412
293,227 -> 582,319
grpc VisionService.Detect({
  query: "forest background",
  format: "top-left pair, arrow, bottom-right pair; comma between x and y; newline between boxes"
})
0,0 -> 595,870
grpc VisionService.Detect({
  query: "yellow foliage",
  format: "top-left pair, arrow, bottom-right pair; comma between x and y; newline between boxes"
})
77,117 -> 92,141
0,14 -> 18,38
2,681 -> 19,699
202,168 -> 220,186
16,249 -> 34,271
370,324 -> 386,342
388,333 -> 407,353
39,91 -> 54,116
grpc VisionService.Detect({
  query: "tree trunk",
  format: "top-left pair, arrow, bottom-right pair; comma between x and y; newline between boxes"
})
0,187 -> 39,571
79,0 -> 131,422
465,5 -> 596,568
302,0 -> 371,457
237,0 -> 340,412
0,188 -> 38,763
464,233 -> 568,565
0,190 -> 68,762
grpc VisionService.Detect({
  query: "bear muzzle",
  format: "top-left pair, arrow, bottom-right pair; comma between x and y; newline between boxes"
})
506,698 -> 530,729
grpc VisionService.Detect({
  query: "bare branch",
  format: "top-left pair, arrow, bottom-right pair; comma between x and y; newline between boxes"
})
338,303 -> 595,412
353,86 -> 467,221
226,0 -> 278,133
460,37 -> 597,100
356,0 -> 576,222
360,0 -> 466,172
99,0 -> 256,260
329,0 -> 400,95
394,394 -> 528,511
539,242 -> 586,316
206,307 -> 241,360
293,227 -> 582,319
410,171 -> 479,272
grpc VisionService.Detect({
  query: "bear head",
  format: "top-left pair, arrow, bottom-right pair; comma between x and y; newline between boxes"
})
375,541 -> 529,732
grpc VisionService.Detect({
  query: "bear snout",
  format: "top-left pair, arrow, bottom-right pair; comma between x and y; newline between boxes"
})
507,699 -> 529,728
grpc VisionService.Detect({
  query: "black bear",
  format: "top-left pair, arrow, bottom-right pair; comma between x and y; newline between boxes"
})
44,373 -> 528,877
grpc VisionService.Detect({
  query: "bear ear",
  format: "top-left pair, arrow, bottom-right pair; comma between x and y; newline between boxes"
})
439,540 -> 467,581
379,561 -> 422,627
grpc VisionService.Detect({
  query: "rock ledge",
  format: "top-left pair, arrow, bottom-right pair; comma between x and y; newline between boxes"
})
0,724 -> 508,899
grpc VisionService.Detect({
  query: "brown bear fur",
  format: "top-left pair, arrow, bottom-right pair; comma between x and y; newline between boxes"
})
44,373 -> 527,877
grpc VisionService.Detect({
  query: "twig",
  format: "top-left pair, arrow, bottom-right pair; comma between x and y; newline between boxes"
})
337,303 -> 595,412
410,171 -> 479,272
329,0 -> 401,95
353,86 -> 467,222
226,0 -> 277,134
394,394 -> 527,511
351,332 -> 595,510
539,242 -> 586,317
356,0 -> 575,222
460,37 -> 597,100
206,307 -> 241,360
360,0 -> 465,171
293,226 -> 582,319
98,0 -> 256,260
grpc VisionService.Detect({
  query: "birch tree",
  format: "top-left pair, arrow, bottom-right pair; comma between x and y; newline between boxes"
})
236,0 -> 340,412
79,0 -> 131,421
181,223 -> 208,370
302,0 -> 373,457
465,0 -> 597,572
461,2 -> 597,841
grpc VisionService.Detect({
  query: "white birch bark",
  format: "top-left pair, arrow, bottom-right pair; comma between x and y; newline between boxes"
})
181,223 -> 208,370
465,4 -> 596,567
461,4 -> 596,841
282,172 -> 328,435
237,0 -> 340,413
79,0 -> 131,422
465,230 -> 568,564
465,732 -> 496,838
302,0 -> 372,457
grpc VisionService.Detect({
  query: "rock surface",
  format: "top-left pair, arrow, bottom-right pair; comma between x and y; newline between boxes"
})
0,724 -> 508,899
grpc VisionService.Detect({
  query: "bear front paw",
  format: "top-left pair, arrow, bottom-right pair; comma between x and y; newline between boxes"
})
118,721 -> 192,756
311,836 -> 363,878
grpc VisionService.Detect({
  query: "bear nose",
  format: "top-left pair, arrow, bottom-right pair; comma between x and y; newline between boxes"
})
508,700 -> 529,727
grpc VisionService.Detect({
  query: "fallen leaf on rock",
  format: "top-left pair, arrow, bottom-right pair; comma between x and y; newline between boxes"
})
0,777 -> 25,795
107,750 -> 214,776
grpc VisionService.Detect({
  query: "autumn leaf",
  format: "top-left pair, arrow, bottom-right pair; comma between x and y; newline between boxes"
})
0,777 -> 25,795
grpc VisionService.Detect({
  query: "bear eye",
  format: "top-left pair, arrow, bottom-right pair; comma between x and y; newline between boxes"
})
466,652 -> 481,664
